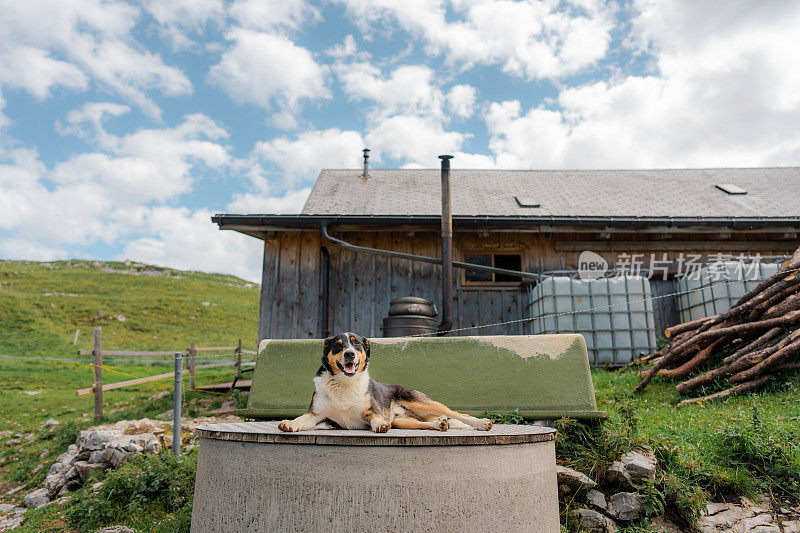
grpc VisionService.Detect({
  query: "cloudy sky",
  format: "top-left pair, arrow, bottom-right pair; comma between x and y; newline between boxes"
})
1,1 -> 799,282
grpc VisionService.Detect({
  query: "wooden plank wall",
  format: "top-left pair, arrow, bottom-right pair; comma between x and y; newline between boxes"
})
257,230 -> 792,341
258,231 -> 527,340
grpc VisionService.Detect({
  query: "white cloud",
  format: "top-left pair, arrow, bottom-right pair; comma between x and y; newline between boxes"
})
0,0 -> 192,117
121,207 -> 264,282
143,0 -> 224,50
0,90 -> 8,130
208,29 -> 330,118
337,0 -> 615,80
337,63 -> 444,120
0,112 -> 232,252
229,0 -> 320,32
227,187 -> 311,214
326,34 -> 359,58
446,84 -> 477,119
367,114 -> 467,165
482,1 -> 800,168
254,128 -> 365,184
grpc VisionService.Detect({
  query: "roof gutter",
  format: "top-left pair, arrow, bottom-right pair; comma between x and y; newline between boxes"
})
212,214 -> 800,230
320,223 -> 541,281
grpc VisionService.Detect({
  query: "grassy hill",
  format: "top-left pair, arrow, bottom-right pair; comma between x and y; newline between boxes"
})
0,260 -> 260,356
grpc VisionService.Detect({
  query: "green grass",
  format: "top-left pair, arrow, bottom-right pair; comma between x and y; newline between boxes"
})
0,259 -> 257,529
0,259 -> 259,356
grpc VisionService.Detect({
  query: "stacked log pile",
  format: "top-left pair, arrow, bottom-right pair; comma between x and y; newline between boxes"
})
633,246 -> 800,406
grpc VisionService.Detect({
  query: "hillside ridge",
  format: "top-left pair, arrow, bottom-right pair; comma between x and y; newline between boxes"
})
0,260 -> 260,357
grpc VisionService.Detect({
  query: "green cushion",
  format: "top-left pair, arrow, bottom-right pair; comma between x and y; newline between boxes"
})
239,334 -> 605,420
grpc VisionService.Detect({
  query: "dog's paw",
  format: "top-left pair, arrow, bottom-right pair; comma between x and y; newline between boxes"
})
278,420 -> 299,432
370,419 -> 390,433
474,418 -> 493,431
435,415 -> 449,431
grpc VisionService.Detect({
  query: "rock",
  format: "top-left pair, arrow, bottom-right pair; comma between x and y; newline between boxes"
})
587,489 -> 607,511
607,450 -> 657,490
149,391 -> 170,401
57,444 -> 80,467
0,504 -> 15,513
607,492 -> 643,522
75,429 -> 117,451
783,520 -> 800,533
38,450 -> 49,459
556,465 -> 597,497
45,462 -> 65,496
101,433 -> 160,467
698,502 -> 756,531
42,418 -> 59,428
97,527 -> 135,533
89,451 -> 105,463
74,461 -> 107,482
156,409 -> 174,420
569,509 -> 619,532
649,516 -> 685,533
0,512 -> 24,531
23,488 -> 50,509
92,482 -> 104,491
31,463 -> 43,474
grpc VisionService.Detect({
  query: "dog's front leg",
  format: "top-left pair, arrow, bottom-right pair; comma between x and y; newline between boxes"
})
278,411 -> 325,432
361,408 -> 390,433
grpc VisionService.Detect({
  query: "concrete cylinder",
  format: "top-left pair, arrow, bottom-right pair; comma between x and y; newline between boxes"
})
191,422 -> 559,532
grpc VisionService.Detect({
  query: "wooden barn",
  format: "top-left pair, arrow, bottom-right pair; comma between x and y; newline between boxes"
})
213,158 -> 800,343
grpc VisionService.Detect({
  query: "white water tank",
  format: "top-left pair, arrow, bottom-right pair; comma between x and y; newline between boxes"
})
675,262 -> 779,323
526,276 -> 657,366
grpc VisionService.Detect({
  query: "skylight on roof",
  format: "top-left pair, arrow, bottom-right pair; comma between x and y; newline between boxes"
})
715,184 -> 747,195
515,196 -> 541,208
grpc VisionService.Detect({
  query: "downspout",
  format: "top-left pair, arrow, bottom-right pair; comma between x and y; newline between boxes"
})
320,247 -> 330,338
438,155 -> 454,334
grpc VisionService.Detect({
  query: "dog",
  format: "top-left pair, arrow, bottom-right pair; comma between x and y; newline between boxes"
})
277,332 -> 493,433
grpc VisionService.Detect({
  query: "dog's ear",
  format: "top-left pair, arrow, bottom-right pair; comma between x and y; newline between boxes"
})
323,335 -> 336,355
360,335 -> 370,362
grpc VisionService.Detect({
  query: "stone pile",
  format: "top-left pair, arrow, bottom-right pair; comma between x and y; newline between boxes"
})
563,450 -> 657,532
562,451 -> 800,533
697,497 -> 800,533
20,415 -> 237,510
36,419 -> 165,507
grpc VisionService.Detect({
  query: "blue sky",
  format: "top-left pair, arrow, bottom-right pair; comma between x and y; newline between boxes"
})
1,0 -> 799,282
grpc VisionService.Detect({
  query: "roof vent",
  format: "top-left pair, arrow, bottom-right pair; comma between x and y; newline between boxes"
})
715,184 -> 747,195
362,147 -> 370,178
515,196 -> 541,208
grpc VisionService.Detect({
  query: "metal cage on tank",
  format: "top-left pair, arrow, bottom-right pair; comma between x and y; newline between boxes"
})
525,275 -> 657,366
675,261 -> 781,323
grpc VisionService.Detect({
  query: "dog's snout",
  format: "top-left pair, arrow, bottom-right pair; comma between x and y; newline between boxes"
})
343,350 -> 356,362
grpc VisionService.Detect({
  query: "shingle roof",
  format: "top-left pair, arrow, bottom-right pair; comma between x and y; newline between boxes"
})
301,167 -> 800,219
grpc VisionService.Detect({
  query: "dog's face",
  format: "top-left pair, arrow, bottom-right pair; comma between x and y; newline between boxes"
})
322,332 -> 370,377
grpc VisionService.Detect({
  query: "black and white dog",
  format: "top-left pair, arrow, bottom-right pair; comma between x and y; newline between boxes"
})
278,332 -> 493,433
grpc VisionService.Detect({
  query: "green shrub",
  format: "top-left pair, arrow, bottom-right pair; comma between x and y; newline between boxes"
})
66,450 -> 197,532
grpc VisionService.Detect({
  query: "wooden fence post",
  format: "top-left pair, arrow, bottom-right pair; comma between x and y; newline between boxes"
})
93,326 -> 103,422
188,342 -> 196,390
235,338 -> 242,379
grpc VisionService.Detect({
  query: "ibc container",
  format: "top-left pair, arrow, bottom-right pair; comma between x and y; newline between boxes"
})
675,262 -> 780,323
525,276 -> 657,366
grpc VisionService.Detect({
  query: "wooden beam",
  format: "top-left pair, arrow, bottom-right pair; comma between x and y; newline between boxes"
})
76,361 -> 255,396
78,349 -> 181,357
555,241 -> 799,252
93,327 -> 102,422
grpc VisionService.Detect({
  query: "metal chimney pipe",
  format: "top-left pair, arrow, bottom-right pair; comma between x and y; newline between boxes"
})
438,155 -> 454,334
362,148 -> 370,177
